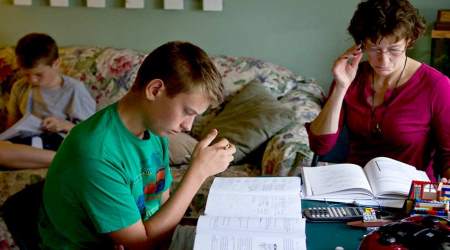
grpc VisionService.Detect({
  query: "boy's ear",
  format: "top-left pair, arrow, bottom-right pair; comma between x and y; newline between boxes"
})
145,79 -> 165,101
51,58 -> 61,69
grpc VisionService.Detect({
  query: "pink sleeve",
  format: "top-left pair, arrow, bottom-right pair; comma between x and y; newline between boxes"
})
305,123 -> 341,155
431,75 -> 450,175
305,80 -> 344,155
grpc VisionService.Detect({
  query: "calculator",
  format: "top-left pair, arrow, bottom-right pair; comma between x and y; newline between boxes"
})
303,206 -> 364,222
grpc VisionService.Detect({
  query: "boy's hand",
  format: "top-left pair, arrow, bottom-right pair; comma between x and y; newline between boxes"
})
42,116 -> 74,133
190,129 -> 236,180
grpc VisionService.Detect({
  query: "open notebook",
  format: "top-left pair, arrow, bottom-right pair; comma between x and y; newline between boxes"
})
0,113 -> 42,140
301,157 -> 430,208
193,177 -> 306,250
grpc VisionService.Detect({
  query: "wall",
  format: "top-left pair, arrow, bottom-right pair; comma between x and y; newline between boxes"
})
0,0 -> 448,90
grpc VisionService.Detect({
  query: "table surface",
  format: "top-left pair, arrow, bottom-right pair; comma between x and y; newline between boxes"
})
181,200 -> 370,250
303,200 -> 367,250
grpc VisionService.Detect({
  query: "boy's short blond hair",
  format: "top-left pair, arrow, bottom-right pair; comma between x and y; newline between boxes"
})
132,41 -> 223,107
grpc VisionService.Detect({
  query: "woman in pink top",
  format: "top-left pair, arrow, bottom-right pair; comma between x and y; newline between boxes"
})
307,0 -> 450,179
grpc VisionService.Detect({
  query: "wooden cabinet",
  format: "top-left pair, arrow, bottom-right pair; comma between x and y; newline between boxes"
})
431,30 -> 450,77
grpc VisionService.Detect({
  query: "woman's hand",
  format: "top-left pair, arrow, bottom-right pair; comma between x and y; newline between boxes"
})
189,129 -> 236,181
332,45 -> 363,90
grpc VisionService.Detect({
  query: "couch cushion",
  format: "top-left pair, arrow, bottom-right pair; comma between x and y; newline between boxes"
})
201,81 -> 294,162
262,83 -> 323,176
190,55 -> 302,139
58,47 -> 145,110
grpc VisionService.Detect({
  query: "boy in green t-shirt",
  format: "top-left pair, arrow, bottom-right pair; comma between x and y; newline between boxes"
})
39,41 -> 236,249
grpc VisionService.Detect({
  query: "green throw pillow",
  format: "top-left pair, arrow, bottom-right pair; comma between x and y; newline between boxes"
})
201,81 -> 294,162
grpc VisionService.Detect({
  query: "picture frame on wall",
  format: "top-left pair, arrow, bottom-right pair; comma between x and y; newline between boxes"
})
125,0 -> 145,9
87,0 -> 106,8
13,0 -> 32,6
49,0 -> 69,7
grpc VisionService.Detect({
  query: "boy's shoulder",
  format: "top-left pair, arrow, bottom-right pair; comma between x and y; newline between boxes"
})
11,77 -> 29,90
61,75 -> 86,89
60,75 -> 94,100
64,105 -> 115,150
8,78 -> 31,101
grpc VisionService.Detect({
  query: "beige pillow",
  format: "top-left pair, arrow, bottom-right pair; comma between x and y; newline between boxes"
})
168,133 -> 198,165
201,81 -> 294,162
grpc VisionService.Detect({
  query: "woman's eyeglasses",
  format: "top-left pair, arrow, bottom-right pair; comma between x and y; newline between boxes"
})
364,46 -> 406,57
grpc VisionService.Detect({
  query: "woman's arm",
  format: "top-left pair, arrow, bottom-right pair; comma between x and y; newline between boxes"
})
309,84 -> 347,135
0,141 -> 55,169
309,45 -> 363,135
430,75 -> 450,178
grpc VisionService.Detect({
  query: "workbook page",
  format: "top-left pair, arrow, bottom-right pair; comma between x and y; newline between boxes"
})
364,157 -> 430,198
302,164 -> 373,199
194,232 -> 306,250
196,216 -> 306,235
205,177 -> 302,218
209,177 -> 301,195
204,193 -> 302,218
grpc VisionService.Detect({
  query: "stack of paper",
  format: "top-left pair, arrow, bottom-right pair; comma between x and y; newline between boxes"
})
0,113 -> 42,140
194,177 -> 306,250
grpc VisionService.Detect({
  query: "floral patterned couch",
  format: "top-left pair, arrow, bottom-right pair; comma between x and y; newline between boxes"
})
0,46 -> 323,248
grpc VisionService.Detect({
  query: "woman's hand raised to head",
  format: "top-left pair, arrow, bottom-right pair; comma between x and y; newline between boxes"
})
332,44 -> 363,91
189,129 -> 236,181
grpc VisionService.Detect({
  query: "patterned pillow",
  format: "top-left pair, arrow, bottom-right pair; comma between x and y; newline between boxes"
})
262,81 -> 324,176
201,81 -> 295,162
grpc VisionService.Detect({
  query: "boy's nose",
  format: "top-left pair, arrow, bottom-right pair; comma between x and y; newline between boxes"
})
180,118 -> 194,132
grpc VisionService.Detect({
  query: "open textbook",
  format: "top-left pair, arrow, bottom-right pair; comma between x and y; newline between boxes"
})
0,113 -> 42,140
193,177 -> 306,250
301,157 -> 430,208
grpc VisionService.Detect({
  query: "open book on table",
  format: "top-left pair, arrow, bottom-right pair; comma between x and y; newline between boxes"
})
301,157 -> 430,208
0,113 -> 42,140
193,177 -> 306,250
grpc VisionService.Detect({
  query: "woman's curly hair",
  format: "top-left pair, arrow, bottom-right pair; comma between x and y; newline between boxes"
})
348,0 -> 426,47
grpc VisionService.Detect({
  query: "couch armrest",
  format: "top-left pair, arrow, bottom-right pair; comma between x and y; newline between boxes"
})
262,124 -> 313,176
261,80 -> 323,176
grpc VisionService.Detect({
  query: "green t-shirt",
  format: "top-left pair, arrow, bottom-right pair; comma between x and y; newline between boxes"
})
39,103 -> 172,249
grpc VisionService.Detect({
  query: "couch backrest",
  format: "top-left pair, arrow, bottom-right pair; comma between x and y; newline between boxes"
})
0,46 -> 311,133
0,47 -> 146,111
0,46 -> 325,175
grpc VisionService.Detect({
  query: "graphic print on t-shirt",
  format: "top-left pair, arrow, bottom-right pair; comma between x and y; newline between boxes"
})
144,167 -> 166,198
135,152 -> 166,218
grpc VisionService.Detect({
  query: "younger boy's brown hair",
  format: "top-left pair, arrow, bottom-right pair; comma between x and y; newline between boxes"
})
132,41 -> 224,107
15,33 -> 59,69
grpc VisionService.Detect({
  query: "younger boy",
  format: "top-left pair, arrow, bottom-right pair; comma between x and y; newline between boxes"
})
39,41 -> 236,249
6,33 -> 95,150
